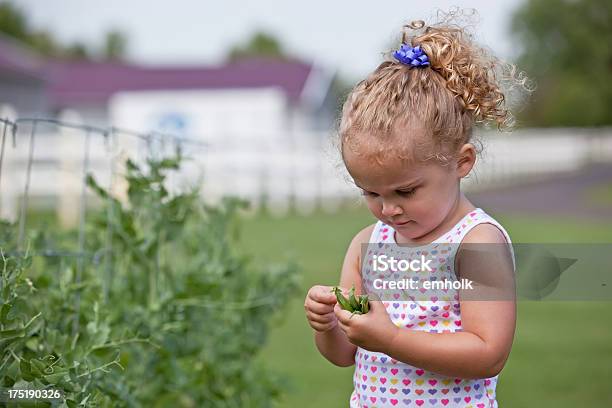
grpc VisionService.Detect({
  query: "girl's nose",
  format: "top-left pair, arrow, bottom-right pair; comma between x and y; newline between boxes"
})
381,201 -> 403,217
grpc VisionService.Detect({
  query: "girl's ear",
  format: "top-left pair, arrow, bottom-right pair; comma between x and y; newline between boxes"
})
456,143 -> 476,178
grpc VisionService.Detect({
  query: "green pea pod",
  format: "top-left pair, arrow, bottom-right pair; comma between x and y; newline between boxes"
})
331,287 -> 353,311
360,295 -> 370,313
348,285 -> 360,310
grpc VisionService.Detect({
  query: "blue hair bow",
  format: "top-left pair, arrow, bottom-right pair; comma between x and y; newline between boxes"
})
393,44 -> 430,67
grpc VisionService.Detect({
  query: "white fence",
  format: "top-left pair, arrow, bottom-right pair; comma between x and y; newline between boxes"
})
466,127 -> 612,187
1,119 -> 611,226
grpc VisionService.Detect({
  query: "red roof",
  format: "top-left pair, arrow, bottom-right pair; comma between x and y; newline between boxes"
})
45,57 -> 315,108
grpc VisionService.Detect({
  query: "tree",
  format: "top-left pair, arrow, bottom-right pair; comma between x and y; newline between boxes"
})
63,42 -> 90,60
227,30 -> 288,62
0,2 -> 60,55
0,1 -> 125,61
0,1 -> 27,39
511,0 -> 612,126
103,29 -> 128,61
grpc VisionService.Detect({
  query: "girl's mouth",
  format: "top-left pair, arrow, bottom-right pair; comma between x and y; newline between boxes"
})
392,220 -> 412,227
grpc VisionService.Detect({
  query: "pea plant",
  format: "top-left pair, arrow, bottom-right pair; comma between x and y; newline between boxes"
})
0,245 -> 131,407
0,149 -> 301,407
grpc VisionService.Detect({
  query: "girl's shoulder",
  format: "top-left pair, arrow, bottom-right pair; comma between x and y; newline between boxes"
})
457,209 -> 516,272
456,208 -> 512,245
349,223 -> 378,247
433,208 -> 512,245
346,221 -> 380,270
343,222 -> 379,262
461,222 -> 509,245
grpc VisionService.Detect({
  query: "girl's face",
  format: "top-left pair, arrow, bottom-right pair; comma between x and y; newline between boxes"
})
343,144 -> 471,242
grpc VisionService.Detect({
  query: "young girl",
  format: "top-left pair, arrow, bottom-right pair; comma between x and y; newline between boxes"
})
304,16 -> 524,408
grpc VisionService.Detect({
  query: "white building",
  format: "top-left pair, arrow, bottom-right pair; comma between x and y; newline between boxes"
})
0,35 -> 351,225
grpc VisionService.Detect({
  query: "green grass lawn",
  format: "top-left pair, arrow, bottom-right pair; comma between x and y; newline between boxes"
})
237,203 -> 612,408
585,183 -> 612,207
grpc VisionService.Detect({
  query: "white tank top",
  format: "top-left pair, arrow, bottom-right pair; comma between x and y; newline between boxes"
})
349,207 -> 514,408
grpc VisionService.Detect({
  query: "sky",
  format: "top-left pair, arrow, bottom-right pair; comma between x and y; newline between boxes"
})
16,0 -> 525,82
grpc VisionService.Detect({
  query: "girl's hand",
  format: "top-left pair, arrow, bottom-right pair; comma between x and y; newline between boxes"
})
334,299 -> 399,353
304,285 -> 339,333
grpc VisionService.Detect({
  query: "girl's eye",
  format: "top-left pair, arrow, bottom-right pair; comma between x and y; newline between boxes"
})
361,190 -> 378,197
361,189 -> 416,197
397,188 -> 416,197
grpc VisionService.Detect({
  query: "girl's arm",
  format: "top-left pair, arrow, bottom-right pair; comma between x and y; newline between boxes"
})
314,324 -> 357,367
314,224 -> 375,367
383,223 -> 517,379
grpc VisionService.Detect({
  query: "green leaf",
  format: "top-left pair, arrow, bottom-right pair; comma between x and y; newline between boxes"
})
6,297 -> 29,321
44,370 -> 68,385
20,359 -> 34,381
0,327 -> 25,340
65,398 -> 78,408
0,303 -> 10,321
29,358 -> 47,376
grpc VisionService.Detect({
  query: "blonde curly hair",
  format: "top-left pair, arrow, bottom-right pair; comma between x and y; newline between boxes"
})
338,14 -> 530,166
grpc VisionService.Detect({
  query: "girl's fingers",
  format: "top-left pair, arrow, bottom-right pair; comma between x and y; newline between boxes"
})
310,286 -> 338,305
305,300 -> 334,315
309,319 -> 337,332
336,317 -> 349,334
334,303 -> 353,324
306,310 -> 336,324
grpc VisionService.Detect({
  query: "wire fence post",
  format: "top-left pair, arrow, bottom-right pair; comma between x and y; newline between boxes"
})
72,129 -> 92,337
0,120 -> 14,220
17,121 -> 37,251
103,128 -> 117,304
0,121 -> 8,198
